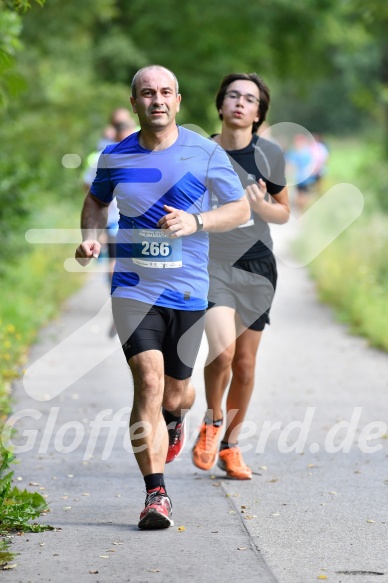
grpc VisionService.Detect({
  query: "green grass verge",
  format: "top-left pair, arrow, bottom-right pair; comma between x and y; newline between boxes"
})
0,199 -> 84,566
295,137 -> 388,351
0,449 -> 55,567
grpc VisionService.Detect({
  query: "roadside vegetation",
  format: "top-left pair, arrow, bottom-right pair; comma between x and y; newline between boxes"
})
294,138 -> 388,352
0,202 -> 82,567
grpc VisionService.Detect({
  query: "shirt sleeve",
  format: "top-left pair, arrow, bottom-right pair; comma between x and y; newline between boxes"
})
90,147 -> 115,204
267,148 -> 287,196
207,144 -> 245,204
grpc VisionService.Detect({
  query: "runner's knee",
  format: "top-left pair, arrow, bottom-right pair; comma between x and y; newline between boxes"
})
231,356 -> 255,385
163,379 -> 189,411
209,346 -> 235,372
133,370 -> 164,403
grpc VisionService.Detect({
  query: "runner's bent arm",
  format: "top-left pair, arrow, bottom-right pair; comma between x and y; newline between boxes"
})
158,195 -> 250,237
75,192 -> 109,263
246,181 -> 290,225
199,195 -> 250,232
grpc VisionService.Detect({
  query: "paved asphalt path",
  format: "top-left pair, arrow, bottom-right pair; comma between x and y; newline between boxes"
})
3,223 -> 388,583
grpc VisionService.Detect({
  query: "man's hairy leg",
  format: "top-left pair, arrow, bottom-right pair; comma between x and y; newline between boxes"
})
163,376 -> 195,417
129,350 -> 168,476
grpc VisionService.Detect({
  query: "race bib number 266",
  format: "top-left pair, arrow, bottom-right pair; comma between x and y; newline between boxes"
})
132,229 -> 182,268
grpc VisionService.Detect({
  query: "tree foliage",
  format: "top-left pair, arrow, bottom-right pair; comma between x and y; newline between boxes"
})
0,1 -> 45,103
0,0 -> 387,271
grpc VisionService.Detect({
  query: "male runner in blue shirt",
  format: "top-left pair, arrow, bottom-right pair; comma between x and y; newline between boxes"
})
75,65 -> 249,530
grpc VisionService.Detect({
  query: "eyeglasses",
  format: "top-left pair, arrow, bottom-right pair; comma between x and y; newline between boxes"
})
224,90 -> 260,105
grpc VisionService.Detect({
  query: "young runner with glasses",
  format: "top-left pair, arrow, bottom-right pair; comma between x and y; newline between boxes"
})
192,73 -> 290,479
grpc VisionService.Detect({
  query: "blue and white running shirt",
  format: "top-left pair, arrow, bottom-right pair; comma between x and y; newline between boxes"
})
90,126 -> 245,310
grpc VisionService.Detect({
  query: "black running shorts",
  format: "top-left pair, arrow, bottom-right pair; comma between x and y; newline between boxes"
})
111,298 -> 205,380
207,253 -> 277,331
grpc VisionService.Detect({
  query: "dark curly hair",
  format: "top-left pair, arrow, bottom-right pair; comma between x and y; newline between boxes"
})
215,73 -> 270,134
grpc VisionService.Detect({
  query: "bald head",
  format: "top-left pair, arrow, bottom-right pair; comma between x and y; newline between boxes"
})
131,65 -> 179,99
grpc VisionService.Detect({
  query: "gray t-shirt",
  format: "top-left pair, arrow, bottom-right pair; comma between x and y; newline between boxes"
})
209,134 -> 286,262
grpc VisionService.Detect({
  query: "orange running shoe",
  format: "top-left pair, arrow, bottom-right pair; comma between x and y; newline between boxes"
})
217,446 -> 252,480
192,421 -> 223,470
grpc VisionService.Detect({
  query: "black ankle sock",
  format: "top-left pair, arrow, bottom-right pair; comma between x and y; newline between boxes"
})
205,417 -> 223,427
162,408 -> 182,426
220,441 -> 237,451
144,473 -> 166,493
